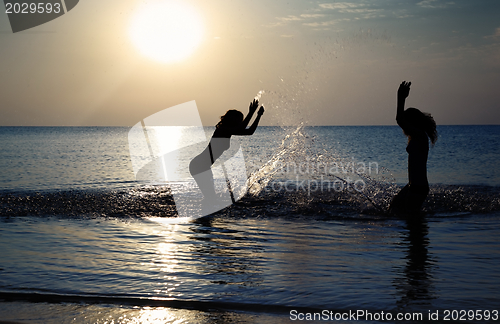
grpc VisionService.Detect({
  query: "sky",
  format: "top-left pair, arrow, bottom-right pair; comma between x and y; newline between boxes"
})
0,0 -> 499,126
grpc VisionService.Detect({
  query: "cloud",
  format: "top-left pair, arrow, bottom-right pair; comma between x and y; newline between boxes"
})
303,20 -> 341,27
300,14 -> 326,19
279,15 -> 303,22
319,2 -> 363,10
417,0 -> 455,9
265,15 -> 303,27
318,2 -> 384,19
268,1 -> 393,30
396,13 -> 413,19
273,14 -> 325,24
266,12 -> 330,28
484,27 -> 500,40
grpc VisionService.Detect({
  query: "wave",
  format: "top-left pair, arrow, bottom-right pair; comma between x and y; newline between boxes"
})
0,183 -> 499,220
0,186 -> 177,218
1,126 -> 499,220
0,291 -> 313,315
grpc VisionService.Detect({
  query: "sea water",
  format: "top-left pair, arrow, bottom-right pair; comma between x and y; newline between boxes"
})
0,126 -> 499,323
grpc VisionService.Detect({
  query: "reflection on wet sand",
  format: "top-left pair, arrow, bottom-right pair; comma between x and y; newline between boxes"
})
0,301 -> 288,324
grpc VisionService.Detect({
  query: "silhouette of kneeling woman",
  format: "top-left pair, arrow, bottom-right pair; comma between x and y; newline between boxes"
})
189,99 -> 264,202
389,81 -> 437,216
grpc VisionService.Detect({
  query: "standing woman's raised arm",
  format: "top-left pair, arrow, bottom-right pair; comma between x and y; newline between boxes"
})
396,81 -> 411,129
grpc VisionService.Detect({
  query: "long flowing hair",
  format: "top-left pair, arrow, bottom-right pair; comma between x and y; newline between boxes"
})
404,107 -> 438,145
216,110 -> 244,129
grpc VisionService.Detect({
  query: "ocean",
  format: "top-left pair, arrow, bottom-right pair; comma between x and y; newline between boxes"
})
0,125 -> 499,323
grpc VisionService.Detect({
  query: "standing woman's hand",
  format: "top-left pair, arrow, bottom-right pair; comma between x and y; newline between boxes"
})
398,81 -> 411,100
258,106 -> 265,115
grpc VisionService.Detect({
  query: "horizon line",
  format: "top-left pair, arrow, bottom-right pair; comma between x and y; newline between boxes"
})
1,124 -> 499,127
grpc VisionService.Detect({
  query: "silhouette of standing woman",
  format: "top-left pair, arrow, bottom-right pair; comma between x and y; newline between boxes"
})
389,81 -> 437,216
189,99 -> 264,202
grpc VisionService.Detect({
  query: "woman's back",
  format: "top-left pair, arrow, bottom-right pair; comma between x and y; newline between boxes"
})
406,131 -> 429,186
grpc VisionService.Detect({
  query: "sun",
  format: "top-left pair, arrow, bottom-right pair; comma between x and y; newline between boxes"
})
129,0 -> 204,64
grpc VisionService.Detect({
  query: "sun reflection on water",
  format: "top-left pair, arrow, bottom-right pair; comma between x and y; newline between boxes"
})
134,307 -> 186,324
145,217 -> 189,298
96,306 -> 198,324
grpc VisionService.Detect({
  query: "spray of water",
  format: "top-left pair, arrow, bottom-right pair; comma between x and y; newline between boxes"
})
245,123 -> 398,213
244,31 -> 400,213
246,124 -> 305,196
254,90 -> 265,101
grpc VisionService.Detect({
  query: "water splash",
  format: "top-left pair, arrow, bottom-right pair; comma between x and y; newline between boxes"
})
245,125 -> 399,213
254,90 -> 265,101
246,124 -> 305,196
1,183 -> 498,219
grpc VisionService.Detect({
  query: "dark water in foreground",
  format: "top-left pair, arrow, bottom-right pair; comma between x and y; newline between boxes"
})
0,126 -> 499,323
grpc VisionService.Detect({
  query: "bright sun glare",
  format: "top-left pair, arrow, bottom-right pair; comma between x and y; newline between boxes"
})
129,0 -> 204,64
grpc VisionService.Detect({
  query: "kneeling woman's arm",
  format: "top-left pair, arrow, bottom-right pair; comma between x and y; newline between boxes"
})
234,105 -> 265,136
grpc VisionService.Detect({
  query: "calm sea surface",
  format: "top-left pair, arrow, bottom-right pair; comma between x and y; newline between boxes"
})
0,126 -> 499,191
0,126 -> 499,323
